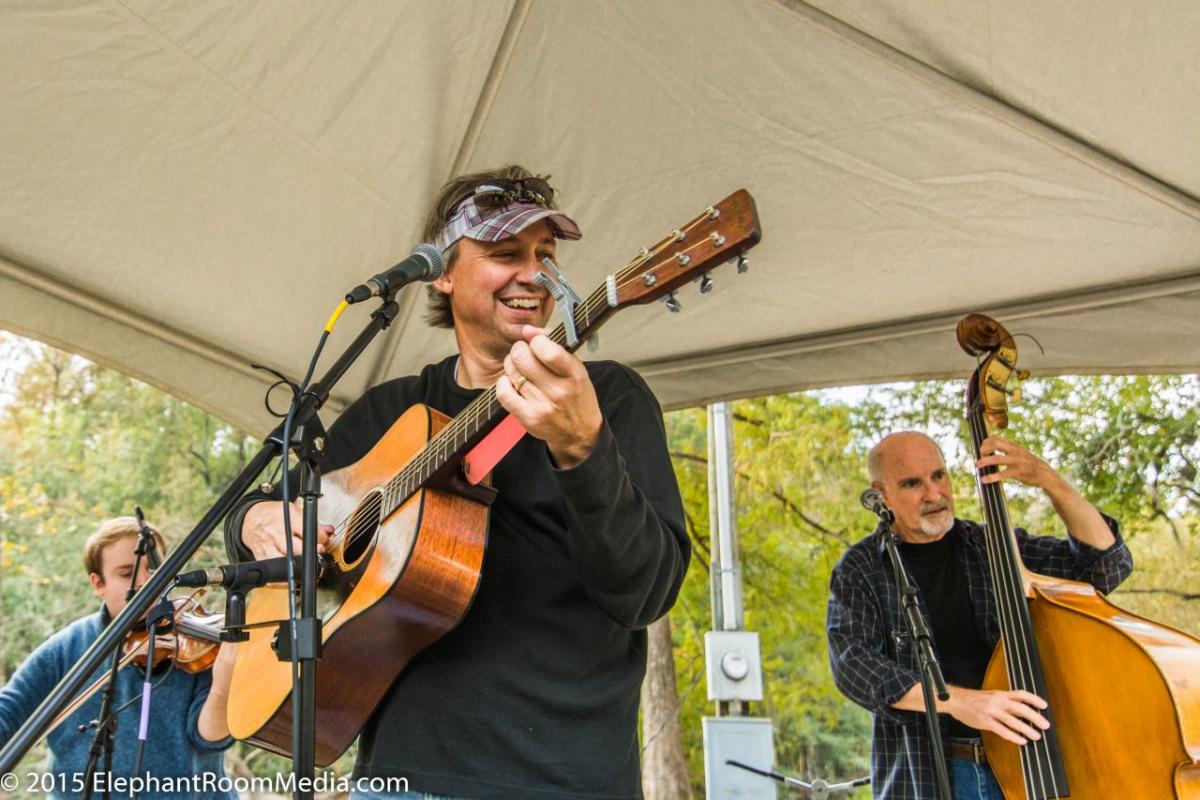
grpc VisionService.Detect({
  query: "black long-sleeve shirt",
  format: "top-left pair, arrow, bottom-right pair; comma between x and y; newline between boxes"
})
231,355 -> 689,798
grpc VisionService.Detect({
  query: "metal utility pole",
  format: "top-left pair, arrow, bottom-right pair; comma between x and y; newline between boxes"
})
702,402 -> 775,800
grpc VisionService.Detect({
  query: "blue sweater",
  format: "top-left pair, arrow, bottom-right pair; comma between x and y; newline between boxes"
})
0,611 -> 234,799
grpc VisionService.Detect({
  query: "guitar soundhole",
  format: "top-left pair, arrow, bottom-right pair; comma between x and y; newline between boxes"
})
341,491 -> 383,569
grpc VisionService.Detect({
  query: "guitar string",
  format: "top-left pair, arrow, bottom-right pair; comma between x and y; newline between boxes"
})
371,226 -> 724,494
327,210 -> 733,551
386,215 -> 724,480
327,251 -> 648,548
969,401 -> 1059,798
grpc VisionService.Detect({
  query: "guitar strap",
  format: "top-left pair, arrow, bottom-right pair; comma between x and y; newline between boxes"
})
462,414 -> 526,485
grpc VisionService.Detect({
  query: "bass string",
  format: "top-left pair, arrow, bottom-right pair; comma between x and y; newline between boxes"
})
969,400 -> 1060,798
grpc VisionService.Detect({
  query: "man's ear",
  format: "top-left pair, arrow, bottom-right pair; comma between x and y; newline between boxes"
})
433,270 -> 452,296
89,572 -> 104,598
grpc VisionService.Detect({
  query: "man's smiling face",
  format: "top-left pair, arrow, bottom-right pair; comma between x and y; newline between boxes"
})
433,220 -> 558,361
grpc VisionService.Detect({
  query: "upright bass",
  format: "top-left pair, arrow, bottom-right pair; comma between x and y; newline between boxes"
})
957,313 -> 1200,799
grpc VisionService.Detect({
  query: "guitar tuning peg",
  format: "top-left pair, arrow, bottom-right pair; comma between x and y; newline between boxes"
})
1010,387 -> 1023,404
1016,369 -> 1031,380
736,254 -> 749,273
661,292 -> 681,313
699,273 -> 713,294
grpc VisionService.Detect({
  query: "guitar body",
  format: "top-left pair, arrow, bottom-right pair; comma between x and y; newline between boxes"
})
982,576 -> 1200,799
226,404 -> 489,766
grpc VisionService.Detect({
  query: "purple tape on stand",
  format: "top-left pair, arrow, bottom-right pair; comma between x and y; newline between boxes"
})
139,682 -> 152,739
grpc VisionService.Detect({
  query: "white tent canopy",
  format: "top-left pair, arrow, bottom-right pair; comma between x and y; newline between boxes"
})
2,0 -> 1197,435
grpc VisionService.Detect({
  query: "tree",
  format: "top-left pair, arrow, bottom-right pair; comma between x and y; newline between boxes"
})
641,615 -> 693,800
0,334 -> 263,776
665,395 -> 875,796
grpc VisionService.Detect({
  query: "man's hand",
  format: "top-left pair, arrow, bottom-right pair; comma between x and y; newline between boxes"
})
495,325 -> 603,469
976,434 -> 1054,488
943,686 -> 1050,746
242,501 -> 332,561
975,433 -> 1114,549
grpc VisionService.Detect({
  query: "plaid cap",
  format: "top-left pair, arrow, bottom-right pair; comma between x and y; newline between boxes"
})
434,194 -> 582,253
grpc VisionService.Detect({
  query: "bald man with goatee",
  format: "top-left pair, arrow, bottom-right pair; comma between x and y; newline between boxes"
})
825,431 -> 1132,800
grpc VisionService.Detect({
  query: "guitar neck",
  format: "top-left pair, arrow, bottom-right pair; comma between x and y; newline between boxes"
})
374,189 -> 761,519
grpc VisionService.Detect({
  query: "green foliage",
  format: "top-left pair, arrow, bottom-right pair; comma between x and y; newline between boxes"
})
0,337 -> 254,673
854,375 -> 1200,633
666,397 -> 875,794
0,335 -> 275,778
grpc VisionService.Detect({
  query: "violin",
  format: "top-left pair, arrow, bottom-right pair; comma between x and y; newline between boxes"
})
123,595 -> 224,673
49,593 -> 225,731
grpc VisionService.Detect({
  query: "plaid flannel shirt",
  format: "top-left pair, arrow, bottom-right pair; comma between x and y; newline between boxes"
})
826,516 -> 1131,799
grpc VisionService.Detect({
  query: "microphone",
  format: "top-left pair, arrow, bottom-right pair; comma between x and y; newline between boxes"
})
174,556 -> 327,590
345,243 -> 445,304
859,488 -> 892,520
134,505 -> 162,571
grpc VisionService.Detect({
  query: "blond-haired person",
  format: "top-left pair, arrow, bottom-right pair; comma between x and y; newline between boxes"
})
0,516 -> 235,799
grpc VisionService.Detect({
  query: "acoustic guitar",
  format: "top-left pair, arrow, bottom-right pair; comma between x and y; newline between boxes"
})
227,189 -> 762,765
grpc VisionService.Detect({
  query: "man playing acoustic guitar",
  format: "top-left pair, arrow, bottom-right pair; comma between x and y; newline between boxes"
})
226,166 -> 690,799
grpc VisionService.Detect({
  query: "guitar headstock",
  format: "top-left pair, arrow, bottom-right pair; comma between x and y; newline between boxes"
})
611,189 -> 761,310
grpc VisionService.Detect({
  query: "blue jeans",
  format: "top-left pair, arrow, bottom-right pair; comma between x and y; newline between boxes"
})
947,738 -> 1004,800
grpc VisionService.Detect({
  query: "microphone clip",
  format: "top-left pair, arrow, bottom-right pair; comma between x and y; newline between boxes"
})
859,488 -> 895,524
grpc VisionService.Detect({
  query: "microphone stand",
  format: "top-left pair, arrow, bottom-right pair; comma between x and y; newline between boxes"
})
725,759 -> 870,798
874,509 -> 953,800
281,412 -> 327,789
0,295 -> 404,800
